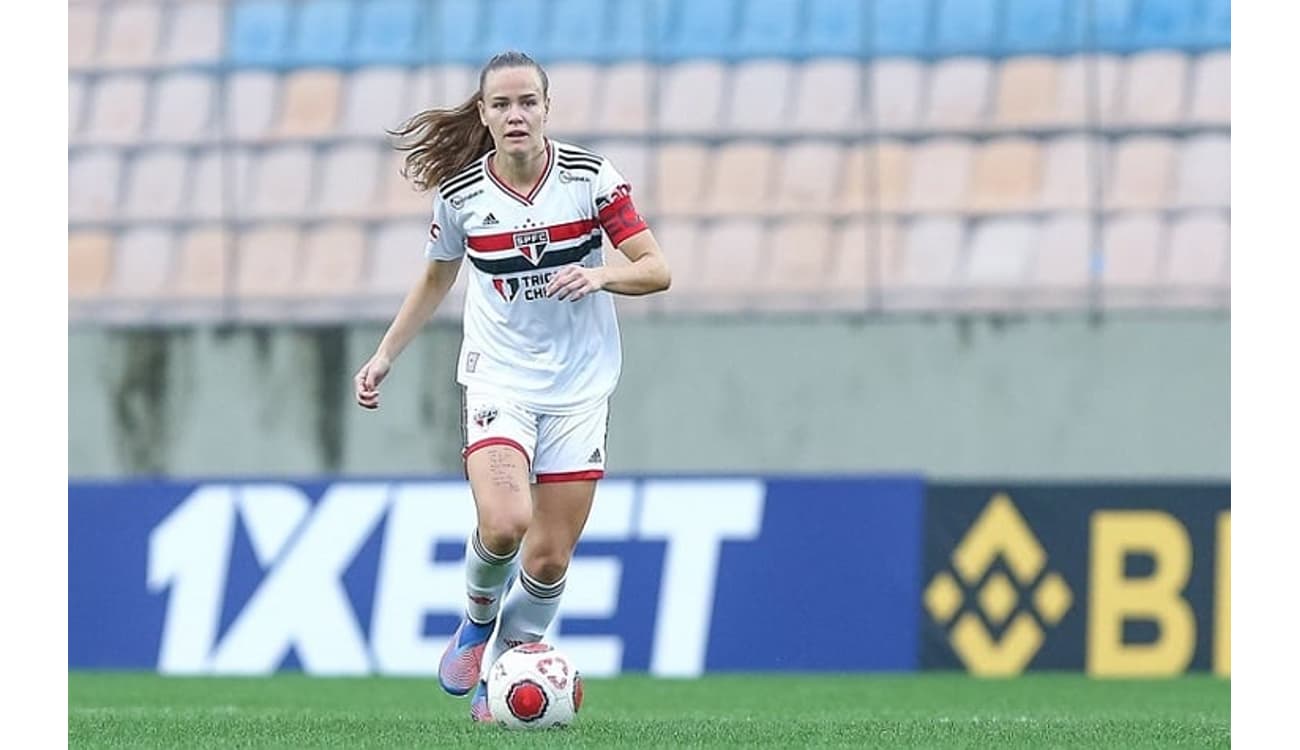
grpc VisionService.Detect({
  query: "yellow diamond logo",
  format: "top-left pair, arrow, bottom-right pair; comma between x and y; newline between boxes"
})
924,571 -> 962,625
978,571 -> 1018,627
1034,572 -> 1073,625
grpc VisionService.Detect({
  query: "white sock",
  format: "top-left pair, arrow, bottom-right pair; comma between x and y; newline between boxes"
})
480,568 -> 565,681
465,530 -> 519,625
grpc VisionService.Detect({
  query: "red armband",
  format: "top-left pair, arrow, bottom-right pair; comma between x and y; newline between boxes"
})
597,186 -> 649,246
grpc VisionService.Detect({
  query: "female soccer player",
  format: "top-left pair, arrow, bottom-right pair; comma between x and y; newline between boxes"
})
352,51 -> 671,722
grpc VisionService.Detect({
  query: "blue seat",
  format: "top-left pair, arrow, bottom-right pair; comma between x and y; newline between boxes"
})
1131,0 -> 1199,50
605,0 -> 671,61
1002,0 -> 1070,55
872,0 -> 929,57
662,0 -> 738,61
1079,0 -> 1135,52
352,0 -> 422,65
932,0 -> 997,56
483,0 -> 546,59
735,0 -> 802,59
228,0 -> 291,67
288,0 -> 352,66
537,0 -> 607,62
806,0 -> 864,58
427,0 -> 483,64
1199,0 -> 1231,49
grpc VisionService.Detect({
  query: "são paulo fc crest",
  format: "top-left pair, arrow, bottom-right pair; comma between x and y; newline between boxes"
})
513,229 -> 550,264
492,277 -> 522,302
472,405 -> 498,428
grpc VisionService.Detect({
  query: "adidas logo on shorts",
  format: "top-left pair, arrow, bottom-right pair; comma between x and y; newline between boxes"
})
588,449 -> 602,464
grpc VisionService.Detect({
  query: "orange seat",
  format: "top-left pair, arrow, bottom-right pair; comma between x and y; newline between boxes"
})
276,70 -> 342,139
1104,136 -> 1175,211
299,223 -> 367,297
907,139 -> 973,213
967,138 -> 1042,214
170,227 -> 232,299
706,142 -> 776,216
653,143 -> 710,217
993,57 -> 1061,128
69,231 -> 113,299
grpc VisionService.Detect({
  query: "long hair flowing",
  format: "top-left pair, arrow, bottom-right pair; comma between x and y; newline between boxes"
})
388,51 -> 550,192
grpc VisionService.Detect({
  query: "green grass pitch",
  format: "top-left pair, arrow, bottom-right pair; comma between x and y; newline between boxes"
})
69,673 -> 1229,749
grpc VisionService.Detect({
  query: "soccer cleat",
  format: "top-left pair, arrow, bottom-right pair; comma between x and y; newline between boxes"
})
438,617 -> 495,696
470,680 -> 493,723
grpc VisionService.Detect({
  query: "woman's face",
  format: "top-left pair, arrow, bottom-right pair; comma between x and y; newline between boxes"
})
479,66 -> 549,157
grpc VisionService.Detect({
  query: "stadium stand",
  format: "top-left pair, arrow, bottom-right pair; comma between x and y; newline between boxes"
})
68,0 -> 1231,321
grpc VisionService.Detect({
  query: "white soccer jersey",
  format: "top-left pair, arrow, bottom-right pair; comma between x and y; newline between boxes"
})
424,139 -> 649,414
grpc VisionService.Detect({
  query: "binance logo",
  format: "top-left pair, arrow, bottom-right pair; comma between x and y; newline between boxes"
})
924,493 -> 1073,675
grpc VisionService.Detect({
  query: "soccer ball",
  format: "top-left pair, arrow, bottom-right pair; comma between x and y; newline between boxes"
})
486,642 -> 583,729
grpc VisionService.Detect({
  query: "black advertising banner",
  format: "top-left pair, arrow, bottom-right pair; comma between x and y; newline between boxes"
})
920,484 -> 1230,676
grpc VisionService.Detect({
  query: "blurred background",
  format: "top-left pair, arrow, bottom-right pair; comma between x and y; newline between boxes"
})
68,0 -> 1229,680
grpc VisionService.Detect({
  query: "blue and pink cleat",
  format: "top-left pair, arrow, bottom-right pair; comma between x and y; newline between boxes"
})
469,680 -> 492,723
438,617 -> 495,697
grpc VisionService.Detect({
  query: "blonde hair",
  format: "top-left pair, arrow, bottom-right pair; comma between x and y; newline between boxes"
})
388,51 -> 550,192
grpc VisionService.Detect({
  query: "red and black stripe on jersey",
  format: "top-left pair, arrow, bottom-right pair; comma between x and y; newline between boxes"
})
466,218 -> 602,275
440,162 -> 485,199
557,146 -> 601,175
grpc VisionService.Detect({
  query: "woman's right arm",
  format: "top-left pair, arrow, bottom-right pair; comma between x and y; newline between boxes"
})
355,258 -> 463,409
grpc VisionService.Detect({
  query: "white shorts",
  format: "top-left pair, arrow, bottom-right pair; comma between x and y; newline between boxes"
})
461,387 -> 608,483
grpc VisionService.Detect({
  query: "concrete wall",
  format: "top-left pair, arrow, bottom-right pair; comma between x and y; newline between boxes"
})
69,314 -> 1229,480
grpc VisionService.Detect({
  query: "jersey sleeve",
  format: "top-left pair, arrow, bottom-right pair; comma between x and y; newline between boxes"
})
423,190 -> 467,261
593,159 -> 649,247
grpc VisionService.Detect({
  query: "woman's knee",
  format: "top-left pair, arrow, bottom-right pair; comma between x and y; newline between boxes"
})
477,507 -> 530,554
523,547 -> 572,584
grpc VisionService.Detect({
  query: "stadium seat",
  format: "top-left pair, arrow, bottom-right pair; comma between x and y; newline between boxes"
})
1166,212 -> 1228,286
85,75 -> 148,144
228,0 -> 292,67
907,139 -> 973,213
662,0 -> 739,62
407,64 -> 477,112
1189,52 -> 1230,124
68,150 -> 122,222
353,0 -> 422,65
695,219 -> 766,306
171,227 -> 231,299
932,0 -> 998,57
224,70 -> 280,142
248,145 -> 316,219
727,60 -> 794,134
896,216 -> 964,290
869,59 -> 924,133
1001,0 -> 1071,55
544,63 -> 599,137
706,142 -> 776,216
340,67 -> 408,137
653,143 -> 710,216
101,2 -> 161,68
69,231 -> 114,299
235,224 -> 302,298
1038,136 -> 1096,211
965,218 -> 1035,287
595,62 -> 653,134
537,0 -> 607,62
806,0 -> 865,58
483,0 -> 547,61
1080,0 -> 1135,53
375,151 -> 429,217
289,0 -> 353,66
735,0 -> 801,59
761,219 -> 834,305
836,142 -> 910,215
429,0 -> 485,65
367,220 -> 429,295
1104,136 -> 1175,211
1131,0 -> 1199,51
775,141 -> 843,214
588,140 -> 652,210
1118,51 -> 1188,126
1101,213 -> 1164,288
150,73 -> 216,143
1199,0 -> 1231,49
275,70 -> 342,139
298,223 -> 367,298
122,149 -> 188,220
163,1 -> 224,66
967,138 -> 1042,214
791,60 -> 860,133
112,227 -> 173,299
657,61 -> 726,134
872,0 -> 930,57
1057,54 -> 1123,125
1174,135 -> 1230,209
835,143 -> 869,214
604,0 -> 670,62
69,77 -> 86,138
826,218 -> 885,298
993,57 -> 1062,128
316,143 -> 382,218
186,149 -> 256,220
69,5 -> 99,69
922,58 -> 993,132
1029,214 -> 1093,290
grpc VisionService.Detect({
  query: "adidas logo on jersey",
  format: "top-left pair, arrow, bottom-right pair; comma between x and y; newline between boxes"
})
588,449 -> 603,464
482,213 -> 499,226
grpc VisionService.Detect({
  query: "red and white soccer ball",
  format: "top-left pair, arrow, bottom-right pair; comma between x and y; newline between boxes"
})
486,642 -> 583,729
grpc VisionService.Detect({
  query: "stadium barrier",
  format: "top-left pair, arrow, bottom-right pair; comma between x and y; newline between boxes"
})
69,477 -> 1227,677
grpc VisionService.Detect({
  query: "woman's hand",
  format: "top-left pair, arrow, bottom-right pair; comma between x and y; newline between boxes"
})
354,353 -> 392,410
546,265 -> 607,301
